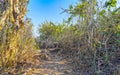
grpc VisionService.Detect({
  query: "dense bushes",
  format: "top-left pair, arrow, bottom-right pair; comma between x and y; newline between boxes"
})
37,0 -> 120,74
37,21 -> 81,49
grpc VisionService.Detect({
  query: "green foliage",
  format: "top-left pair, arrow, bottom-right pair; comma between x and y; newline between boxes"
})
105,0 -> 117,7
38,21 -> 67,40
100,10 -> 106,16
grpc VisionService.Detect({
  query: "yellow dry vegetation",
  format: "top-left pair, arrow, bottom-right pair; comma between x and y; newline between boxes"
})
0,0 -> 37,71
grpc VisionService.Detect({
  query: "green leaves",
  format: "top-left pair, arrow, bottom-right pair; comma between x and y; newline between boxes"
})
68,16 -> 72,23
117,25 -> 120,29
105,0 -> 117,8
100,10 -> 106,16
111,0 -> 117,7
69,5 -> 73,10
116,24 -> 120,35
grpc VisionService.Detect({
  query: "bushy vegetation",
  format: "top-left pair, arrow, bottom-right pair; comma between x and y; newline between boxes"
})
0,0 -> 37,73
37,0 -> 120,74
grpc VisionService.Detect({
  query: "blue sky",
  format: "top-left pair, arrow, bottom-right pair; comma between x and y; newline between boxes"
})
27,0 -> 78,36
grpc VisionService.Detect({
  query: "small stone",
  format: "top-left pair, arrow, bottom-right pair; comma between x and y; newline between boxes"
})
44,74 -> 48,75
64,70 -> 70,74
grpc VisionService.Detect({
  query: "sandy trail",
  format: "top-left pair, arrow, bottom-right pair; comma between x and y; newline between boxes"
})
23,51 -> 75,75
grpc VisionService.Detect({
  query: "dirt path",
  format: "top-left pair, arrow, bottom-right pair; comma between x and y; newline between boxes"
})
23,51 -> 75,75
